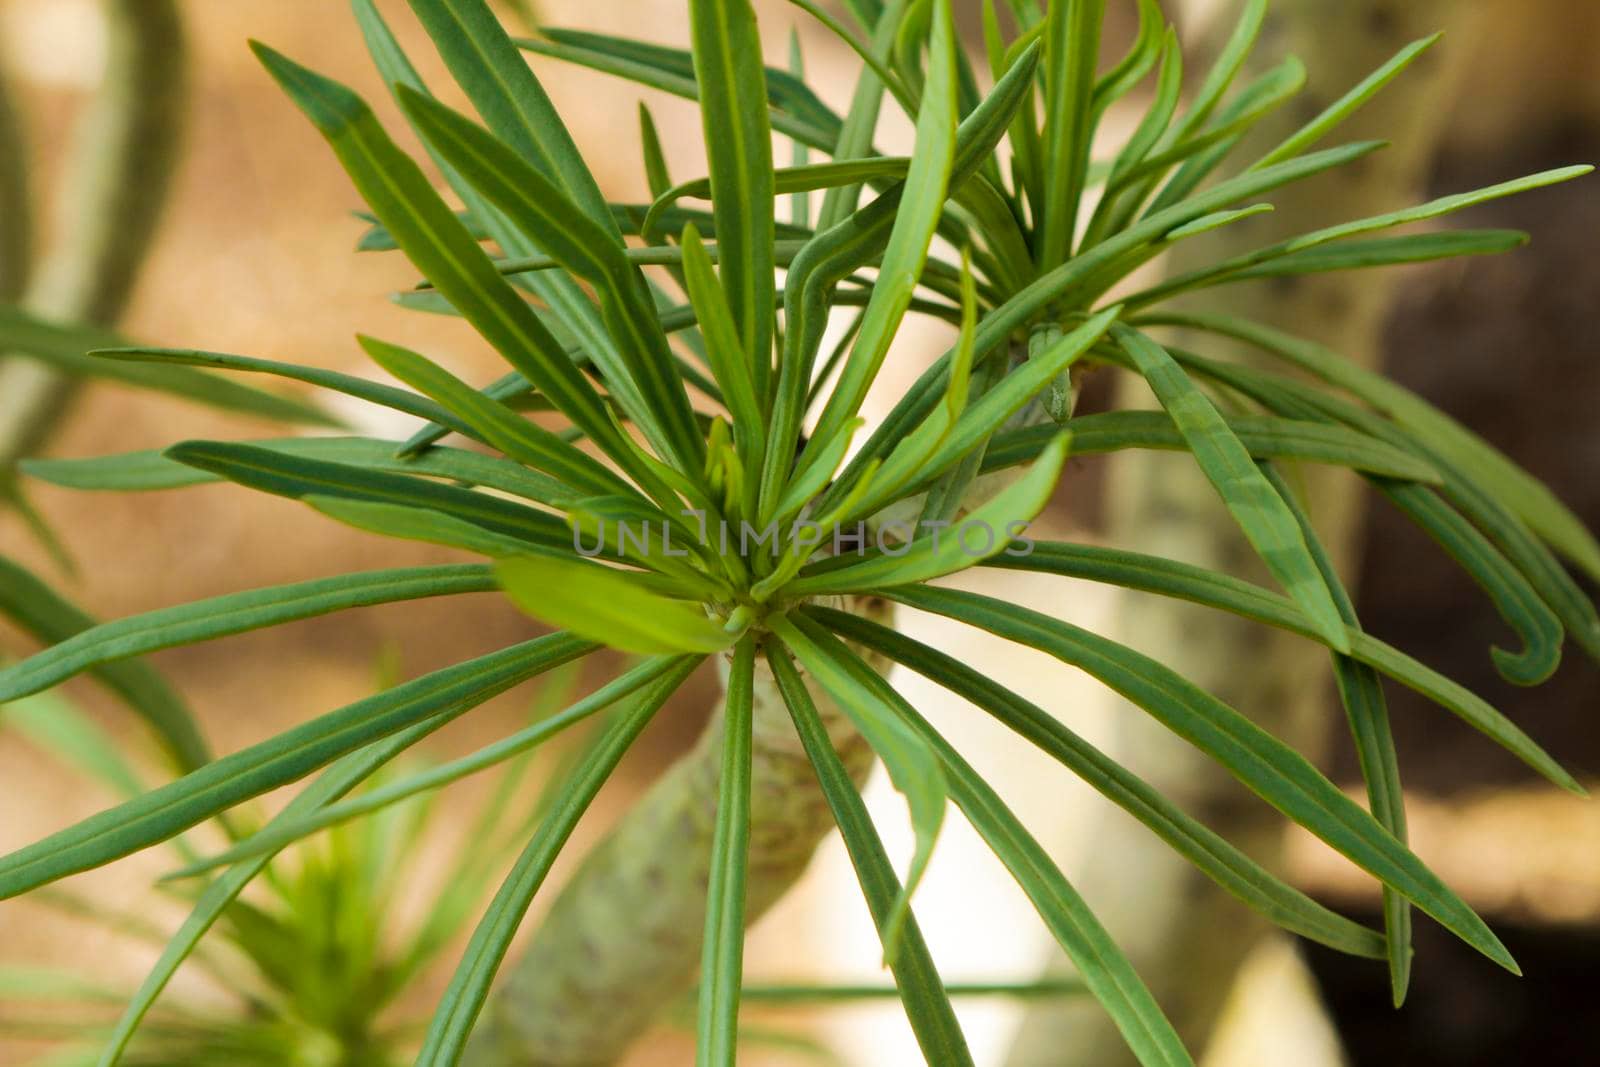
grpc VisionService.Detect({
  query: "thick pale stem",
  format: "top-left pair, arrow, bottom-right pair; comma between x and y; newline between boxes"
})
0,0 -> 186,473
465,599 -> 895,1066
1006,2 -> 1489,1064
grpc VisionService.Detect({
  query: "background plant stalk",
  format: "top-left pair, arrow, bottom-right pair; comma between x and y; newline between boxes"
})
0,0 -> 186,475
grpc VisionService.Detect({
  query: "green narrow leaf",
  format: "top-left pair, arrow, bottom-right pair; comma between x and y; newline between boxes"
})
93,345 -> 477,439
1134,167 -> 1590,307
980,411 -> 1441,483
638,102 -> 673,199
768,643 -> 975,1064
355,334 -> 629,499
352,0 -> 630,424
1081,29 -> 1182,248
305,495 -> 541,560
836,140 -> 1386,494
0,564 -> 495,708
1179,229 -> 1529,291
1259,464 -> 1412,1004
0,554 -> 207,772
0,633 -> 594,900
517,31 -> 839,152
816,0 -> 906,229
681,224 -> 765,505
955,174 -> 1035,295
405,0 -> 615,230
1037,0 -> 1106,265
1335,649 -> 1412,1006
897,308 -> 1117,498
3,688 -> 147,802
1090,0 -> 1165,116
356,207 -> 490,250
1303,386 -> 1600,668
537,24 -> 844,145
769,418 -> 865,526
689,0 -> 776,400
565,494 -> 729,592
23,436 -> 572,504
1380,480 -> 1562,686
767,38 -> 1044,515
819,258 -> 979,520
790,433 -> 1069,596
998,20 -> 1045,224
788,30 -> 811,229
394,673 -> 625,986
768,614 -> 945,962
736,978 -> 1083,1002
1426,474 -> 1600,668
644,158 -> 912,242
804,307 -> 866,412
395,87 -> 704,472
798,0 -> 959,490
95,715 -> 462,1067
0,306 -> 337,427
164,656 -> 688,876
1150,309 -> 1600,591
1162,203 -> 1273,241
1083,0 -> 1265,244
1153,331 -> 1600,671
813,606 -> 1387,960
496,555 -> 737,655
1114,324 -> 1350,652
792,620 -> 1193,1067
249,43 -> 659,496
414,658 -> 697,1066
983,541 -> 1577,791
1132,55 -> 1306,196
466,237 -> 813,282
886,583 -> 1518,974
1253,33 -> 1440,169
697,636 -> 756,1067
165,440 -> 574,551
1142,49 -> 1299,218
1159,0 -> 1266,149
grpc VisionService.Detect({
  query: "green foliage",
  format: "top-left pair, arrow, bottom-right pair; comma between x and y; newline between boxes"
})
0,669 -> 594,1067
2,0 -> 1595,1064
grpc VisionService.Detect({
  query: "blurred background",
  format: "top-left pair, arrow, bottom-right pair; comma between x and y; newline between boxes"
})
0,1 -> 1596,1065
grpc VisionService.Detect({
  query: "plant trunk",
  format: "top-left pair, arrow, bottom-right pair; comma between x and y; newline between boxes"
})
1005,2 -> 1490,1064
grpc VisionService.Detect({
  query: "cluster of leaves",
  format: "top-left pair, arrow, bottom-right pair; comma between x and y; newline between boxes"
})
0,0 -> 1595,1065
0,664 -> 603,1067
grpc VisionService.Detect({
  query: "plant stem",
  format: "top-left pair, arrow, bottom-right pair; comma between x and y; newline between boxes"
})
0,27 -> 31,306
0,0 -> 187,475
